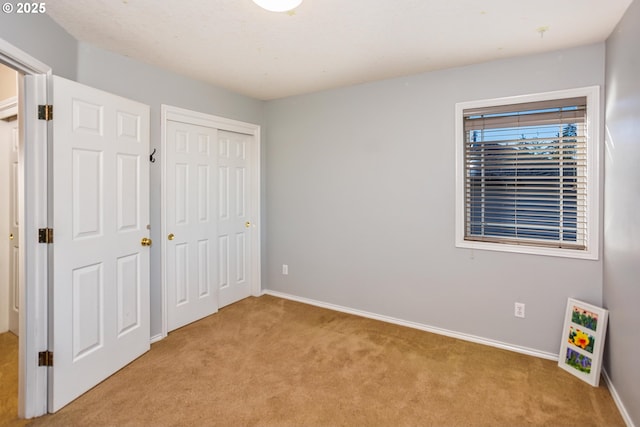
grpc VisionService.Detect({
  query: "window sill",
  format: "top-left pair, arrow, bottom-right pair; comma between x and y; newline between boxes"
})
455,239 -> 599,260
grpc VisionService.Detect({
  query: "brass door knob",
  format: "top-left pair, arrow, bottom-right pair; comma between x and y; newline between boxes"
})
168,233 -> 175,240
9,233 -> 13,240
141,237 -> 152,247
245,221 -> 251,228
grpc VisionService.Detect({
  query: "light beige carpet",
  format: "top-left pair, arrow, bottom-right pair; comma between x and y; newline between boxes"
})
3,295 -> 626,426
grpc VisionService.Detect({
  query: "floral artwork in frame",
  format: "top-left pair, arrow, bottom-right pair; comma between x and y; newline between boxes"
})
558,298 -> 608,386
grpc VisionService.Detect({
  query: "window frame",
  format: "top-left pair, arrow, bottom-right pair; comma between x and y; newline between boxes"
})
455,87 -> 600,260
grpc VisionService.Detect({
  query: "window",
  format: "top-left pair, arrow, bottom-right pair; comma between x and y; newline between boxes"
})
455,87 -> 600,259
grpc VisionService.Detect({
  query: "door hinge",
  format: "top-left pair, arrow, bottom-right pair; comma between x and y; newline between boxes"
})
38,351 -> 53,367
38,228 -> 53,244
38,104 -> 53,121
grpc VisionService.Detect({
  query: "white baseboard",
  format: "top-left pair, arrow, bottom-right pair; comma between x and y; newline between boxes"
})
150,333 -> 164,344
602,369 -> 636,427
262,289 -> 558,361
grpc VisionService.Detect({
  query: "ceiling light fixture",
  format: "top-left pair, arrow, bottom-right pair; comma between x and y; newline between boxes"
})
252,0 -> 302,12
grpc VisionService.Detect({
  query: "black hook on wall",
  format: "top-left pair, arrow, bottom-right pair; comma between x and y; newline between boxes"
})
149,148 -> 157,163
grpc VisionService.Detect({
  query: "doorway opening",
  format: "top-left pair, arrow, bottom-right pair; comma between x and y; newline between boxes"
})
0,61 -> 20,425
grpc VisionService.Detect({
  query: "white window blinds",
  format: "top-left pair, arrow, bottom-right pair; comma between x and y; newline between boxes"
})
462,97 -> 588,249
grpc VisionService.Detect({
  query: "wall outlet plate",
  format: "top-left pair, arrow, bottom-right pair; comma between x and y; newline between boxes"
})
515,302 -> 525,318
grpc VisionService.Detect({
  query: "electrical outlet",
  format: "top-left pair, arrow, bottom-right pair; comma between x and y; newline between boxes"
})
282,264 -> 288,275
514,302 -> 525,318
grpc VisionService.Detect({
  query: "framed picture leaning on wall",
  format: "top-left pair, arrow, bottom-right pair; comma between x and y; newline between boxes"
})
558,298 -> 609,386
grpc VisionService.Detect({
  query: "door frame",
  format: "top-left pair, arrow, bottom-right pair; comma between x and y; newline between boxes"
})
159,105 -> 261,339
0,39 -> 50,418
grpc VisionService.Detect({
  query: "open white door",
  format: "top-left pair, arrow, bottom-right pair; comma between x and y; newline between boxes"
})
49,76 -> 150,412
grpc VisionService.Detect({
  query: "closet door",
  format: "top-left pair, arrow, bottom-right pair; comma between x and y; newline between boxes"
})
165,120 -> 218,332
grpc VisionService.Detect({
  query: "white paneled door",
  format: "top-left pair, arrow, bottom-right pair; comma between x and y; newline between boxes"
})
165,121 -> 218,331
8,119 -> 19,335
217,130 -> 253,308
50,76 -> 150,412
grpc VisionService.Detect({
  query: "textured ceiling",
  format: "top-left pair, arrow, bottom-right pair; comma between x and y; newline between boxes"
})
45,0 -> 633,100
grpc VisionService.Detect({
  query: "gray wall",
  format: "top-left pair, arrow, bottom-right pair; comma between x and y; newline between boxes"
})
265,44 -> 606,355
0,4 -> 77,79
604,1 -> 640,425
75,43 -> 265,337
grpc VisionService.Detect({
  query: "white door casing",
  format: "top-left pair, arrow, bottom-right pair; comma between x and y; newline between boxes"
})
217,130 -> 253,308
165,121 -> 218,332
161,105 -> 261,337
50,76 -> 150,412
22,72 -> 49,418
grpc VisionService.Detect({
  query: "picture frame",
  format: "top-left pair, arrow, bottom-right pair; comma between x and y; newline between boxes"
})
558,298 -> 608,386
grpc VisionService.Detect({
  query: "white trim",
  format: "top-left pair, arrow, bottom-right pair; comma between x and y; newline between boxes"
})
602,369 -> 637,427
0,39 -> 51,419
454,86 -> 601,260
0,39 -> 50,75
160,104 -> 261,339
150,333 -> 164,344
160,107 -> 168,338
262,289 -> 558,361
0,96 -> 18,119
163,105 -> 260,135
21,74 -> 49,419
23,74 -> 49,417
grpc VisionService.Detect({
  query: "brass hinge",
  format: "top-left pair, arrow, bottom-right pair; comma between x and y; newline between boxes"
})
38,351 -> 53,367
38,228 -> 53,244
38,104 -> 53,121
